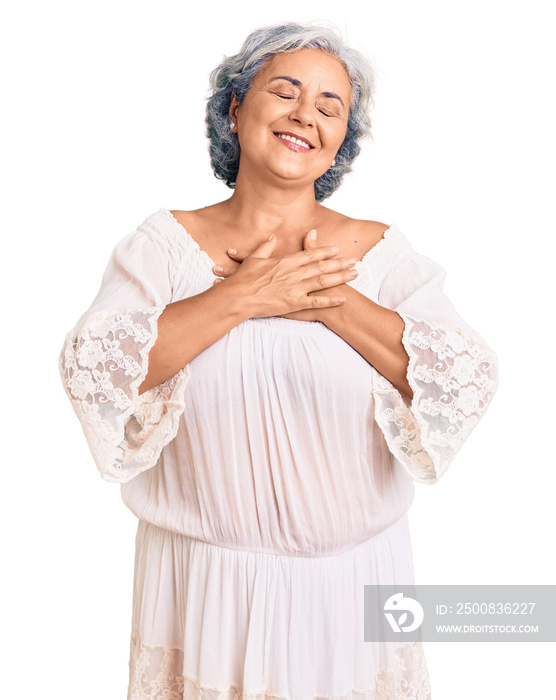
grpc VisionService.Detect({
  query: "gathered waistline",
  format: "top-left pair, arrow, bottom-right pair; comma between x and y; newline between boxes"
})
136,513 -> 409,561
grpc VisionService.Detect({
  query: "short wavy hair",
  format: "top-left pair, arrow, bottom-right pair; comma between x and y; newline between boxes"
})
205,22 -> 377,202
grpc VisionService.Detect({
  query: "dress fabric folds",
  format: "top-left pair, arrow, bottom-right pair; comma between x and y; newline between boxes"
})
127,515 -> 429,700
59,208 -> 498,700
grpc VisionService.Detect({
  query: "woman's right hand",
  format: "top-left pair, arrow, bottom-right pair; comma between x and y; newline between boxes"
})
138,229 -> 357,394
212,229 -> 358,318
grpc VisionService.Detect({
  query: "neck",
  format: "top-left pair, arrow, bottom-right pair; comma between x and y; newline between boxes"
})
219,169 -> 324,240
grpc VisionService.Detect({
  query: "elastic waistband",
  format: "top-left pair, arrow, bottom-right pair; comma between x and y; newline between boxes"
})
136,512 -> 410,561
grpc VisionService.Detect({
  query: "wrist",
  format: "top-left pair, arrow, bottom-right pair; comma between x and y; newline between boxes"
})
313,284 -> 352,328
209,276 -> 253,324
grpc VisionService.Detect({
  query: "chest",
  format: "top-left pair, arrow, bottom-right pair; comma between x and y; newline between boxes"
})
170,211 -> 387,270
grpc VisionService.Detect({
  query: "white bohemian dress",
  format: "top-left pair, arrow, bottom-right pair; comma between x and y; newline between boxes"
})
59,208 -> 498,700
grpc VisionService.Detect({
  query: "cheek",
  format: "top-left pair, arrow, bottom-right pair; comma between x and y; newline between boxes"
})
241,95 -> 280,122
323,123 -> 348,152
239,106 -> 272,143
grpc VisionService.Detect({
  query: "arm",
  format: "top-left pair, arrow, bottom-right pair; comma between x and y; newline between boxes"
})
60,226 -> 191,482
61,224 -> 358,482
307,284 -> 414,400
214,229 -> 412,397
273,229 -> 412,398
137,283 -> 246,394
139,231 -> 358,393
280,231 -> 499,484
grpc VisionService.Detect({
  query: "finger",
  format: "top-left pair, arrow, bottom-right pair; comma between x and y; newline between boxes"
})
213,263 -> 237,278
246,234 -> 277,259
305,267 -> 359,292
303,228 -> 318,252
287,247 -> 354,277
226,248 -> 248,262
302,255 -> 358,277
291,244 -> 342,266
293,256 -> 357,284
227,234 -> 278,262
212,277 -> 224,285
302,293 -> 347,308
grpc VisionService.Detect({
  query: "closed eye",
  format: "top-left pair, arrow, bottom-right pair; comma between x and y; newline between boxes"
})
274,91 -> 339,118
317,100 -> 341,118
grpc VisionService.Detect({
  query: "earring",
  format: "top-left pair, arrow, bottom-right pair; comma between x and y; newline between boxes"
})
332,159 -> 336,167
230,121 -> 235,129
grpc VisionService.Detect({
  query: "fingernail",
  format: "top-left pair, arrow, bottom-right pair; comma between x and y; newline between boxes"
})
228,248 -> 237,255
214,265 -> 223,273
331,246 -> 339,253
309,229 -> 317,240
347,257 -> 357,266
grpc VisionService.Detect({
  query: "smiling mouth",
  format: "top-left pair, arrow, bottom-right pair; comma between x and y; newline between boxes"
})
273,132 -> 314,151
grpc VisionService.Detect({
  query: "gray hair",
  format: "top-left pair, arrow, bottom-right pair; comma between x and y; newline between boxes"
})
205,22 -> 377,202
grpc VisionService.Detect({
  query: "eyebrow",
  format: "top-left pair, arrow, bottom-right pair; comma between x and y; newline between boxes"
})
268,76 -> 345,107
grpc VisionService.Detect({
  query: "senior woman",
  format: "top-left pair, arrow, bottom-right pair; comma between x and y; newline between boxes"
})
60,21 -> 498,700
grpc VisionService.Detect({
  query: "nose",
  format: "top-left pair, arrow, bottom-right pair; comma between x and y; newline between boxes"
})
288,96 -> 314,128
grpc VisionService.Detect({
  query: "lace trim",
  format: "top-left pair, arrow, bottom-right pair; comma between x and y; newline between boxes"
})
373,314 -> 498,484
60,307 -> 189,483
127,635 -> 431,700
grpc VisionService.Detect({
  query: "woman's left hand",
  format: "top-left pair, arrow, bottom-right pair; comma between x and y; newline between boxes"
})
212,230 -> 346,322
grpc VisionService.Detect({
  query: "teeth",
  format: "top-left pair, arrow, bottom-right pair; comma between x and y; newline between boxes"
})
276,133 -> 311,149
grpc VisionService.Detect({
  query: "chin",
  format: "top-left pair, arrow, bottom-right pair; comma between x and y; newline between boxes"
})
268,161 -> 322,183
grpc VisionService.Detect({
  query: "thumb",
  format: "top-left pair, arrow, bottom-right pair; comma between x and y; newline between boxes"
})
303,228 -> 318,252
249,233 -> 277,259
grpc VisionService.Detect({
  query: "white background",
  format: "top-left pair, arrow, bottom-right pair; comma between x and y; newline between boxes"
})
2,0 -> 554,698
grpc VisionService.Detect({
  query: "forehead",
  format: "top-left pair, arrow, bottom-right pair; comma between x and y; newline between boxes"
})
255,47 -> 352,97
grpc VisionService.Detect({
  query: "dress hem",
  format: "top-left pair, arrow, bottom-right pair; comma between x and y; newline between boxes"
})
127,634 -> 432,700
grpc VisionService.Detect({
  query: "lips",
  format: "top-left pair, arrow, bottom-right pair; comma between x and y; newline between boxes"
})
273,131 -> 315,151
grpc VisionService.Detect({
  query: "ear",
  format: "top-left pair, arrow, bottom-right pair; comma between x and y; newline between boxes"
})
229,93 -> 240,133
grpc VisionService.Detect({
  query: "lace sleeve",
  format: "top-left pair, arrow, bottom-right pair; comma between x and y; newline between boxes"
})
373,246 -> 499,484
60,308 -> 189,483
59,218 -> 190,483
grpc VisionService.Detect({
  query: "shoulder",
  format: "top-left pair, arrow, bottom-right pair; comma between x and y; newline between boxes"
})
327,208 -> 390,236
128,207 -> 195,270
168,208 -> 201,229
168,205 -> 220,233
323,208 -> 392,260
346,216 -> 392,243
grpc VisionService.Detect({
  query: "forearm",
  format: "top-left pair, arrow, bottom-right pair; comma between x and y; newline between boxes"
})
138,283 -> 247,394
139,235 -> 359,395
317,284 -> 414,400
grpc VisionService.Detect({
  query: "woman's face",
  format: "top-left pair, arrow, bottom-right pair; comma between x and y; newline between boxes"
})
230,47 -> 352,190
